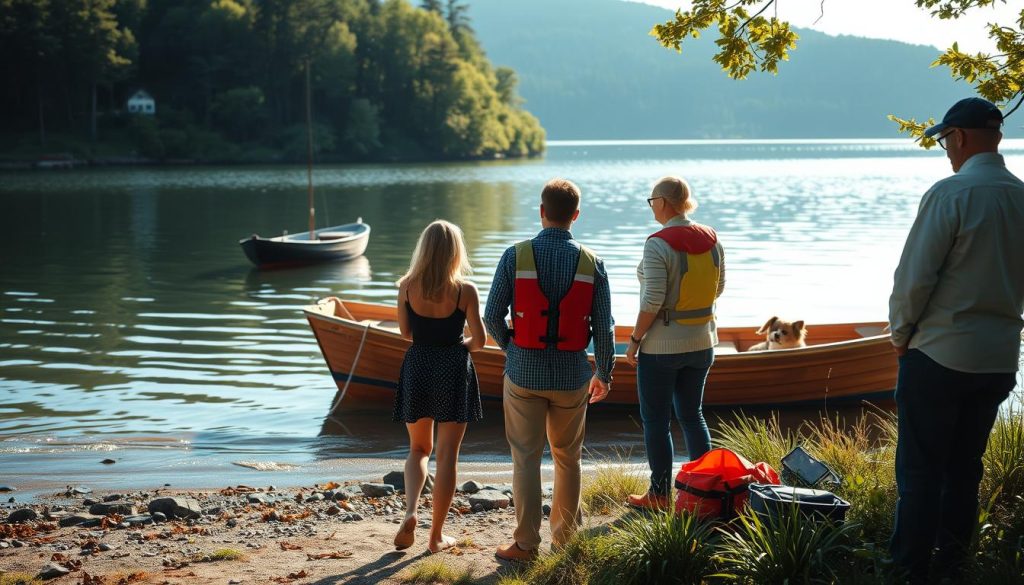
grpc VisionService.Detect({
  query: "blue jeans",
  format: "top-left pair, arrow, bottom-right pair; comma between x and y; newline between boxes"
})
637,348 -> 714,495
889,349 -> 1015,583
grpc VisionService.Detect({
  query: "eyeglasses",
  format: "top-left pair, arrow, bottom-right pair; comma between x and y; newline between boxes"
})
646,196 -> 663,207
936,129 -> 957,150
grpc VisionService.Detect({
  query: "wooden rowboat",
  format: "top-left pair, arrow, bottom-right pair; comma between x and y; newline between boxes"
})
240,220 -> 370,268
304,299 -> 897,409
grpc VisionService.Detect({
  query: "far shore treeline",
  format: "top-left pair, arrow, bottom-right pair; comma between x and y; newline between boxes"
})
0,0 -> 546,163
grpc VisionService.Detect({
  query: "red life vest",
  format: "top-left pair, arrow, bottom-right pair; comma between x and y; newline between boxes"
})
512,240 -> 597,351
648,224 -> 721,325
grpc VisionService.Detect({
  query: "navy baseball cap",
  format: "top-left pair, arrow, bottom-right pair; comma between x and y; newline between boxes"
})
924,97 -> 1004,137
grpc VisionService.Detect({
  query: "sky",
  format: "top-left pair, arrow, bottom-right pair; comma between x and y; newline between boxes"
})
629,0 -> 1022,53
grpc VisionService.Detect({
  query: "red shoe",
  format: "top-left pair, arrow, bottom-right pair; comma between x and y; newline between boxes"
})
627,492 -> 670,511
495,542 -> 538,562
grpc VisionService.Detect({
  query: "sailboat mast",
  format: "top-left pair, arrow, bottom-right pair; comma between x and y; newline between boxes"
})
306,59 -> 316,240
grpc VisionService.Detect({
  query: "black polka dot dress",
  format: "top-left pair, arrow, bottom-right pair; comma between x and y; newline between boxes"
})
393,293 -> 482,424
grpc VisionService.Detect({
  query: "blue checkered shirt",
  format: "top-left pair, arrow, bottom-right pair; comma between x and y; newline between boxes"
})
484,228 -> 615,390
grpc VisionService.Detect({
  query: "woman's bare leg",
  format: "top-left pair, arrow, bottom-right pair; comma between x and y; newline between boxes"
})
428,422 -> 467,553
395,418 -> 433,550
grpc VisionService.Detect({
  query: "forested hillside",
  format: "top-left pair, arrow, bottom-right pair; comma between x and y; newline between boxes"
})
0,0 -> 545,162
470,0 -> 991,139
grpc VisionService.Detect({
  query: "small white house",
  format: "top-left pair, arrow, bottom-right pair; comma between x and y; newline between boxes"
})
126,90 -> 156,115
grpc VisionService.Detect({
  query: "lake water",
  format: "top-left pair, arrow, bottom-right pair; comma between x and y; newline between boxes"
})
3,139 -> 1023,498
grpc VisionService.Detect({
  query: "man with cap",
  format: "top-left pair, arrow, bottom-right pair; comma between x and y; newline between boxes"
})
888,96 -> 1024,582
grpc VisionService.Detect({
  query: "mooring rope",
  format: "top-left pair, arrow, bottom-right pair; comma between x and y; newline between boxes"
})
329,320 -> 370,414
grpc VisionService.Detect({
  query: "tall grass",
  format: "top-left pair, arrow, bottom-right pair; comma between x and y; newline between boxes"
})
714,507 -> 859,584
496,530 -> 613,585
581,450 -> 646,515
399,557 -> 476,585
713,411 -> 796,468
597,510 -> 719,585
803,410 -> 897,544
981,395 -> 1024,505
500,403 -> 1024,585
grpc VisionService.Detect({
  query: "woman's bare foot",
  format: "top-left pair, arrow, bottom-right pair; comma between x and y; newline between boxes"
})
427,533 -> 457,554
393,515 -> 416,550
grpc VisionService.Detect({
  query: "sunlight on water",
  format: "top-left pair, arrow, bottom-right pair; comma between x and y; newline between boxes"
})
2,139 -> 1022,489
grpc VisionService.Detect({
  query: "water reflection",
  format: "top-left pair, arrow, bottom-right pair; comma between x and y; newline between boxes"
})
1,140 -> 1022,487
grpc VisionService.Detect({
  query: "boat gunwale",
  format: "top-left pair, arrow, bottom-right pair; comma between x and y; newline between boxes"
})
302,301 -> 893,361
238,222 -> 371,246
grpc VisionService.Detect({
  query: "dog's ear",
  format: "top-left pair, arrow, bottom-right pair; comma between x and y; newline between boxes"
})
756,316 -> 779,336
793,320 -> 806,334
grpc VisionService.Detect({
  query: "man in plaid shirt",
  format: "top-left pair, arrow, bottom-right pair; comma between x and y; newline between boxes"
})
484,178 -> 615,561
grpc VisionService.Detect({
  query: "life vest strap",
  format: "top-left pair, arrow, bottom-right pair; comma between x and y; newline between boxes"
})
660,306 -> 714,325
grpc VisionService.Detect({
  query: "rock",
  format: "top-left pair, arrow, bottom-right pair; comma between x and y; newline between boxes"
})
79,518 -> 102,528
11,539 -> 25,548
152,512 -> 167,523
247,494 -> 268,505
7,497 -> 13,503
304,493 -> 324,503
360,483 -> 395,498
99,543 -> 114,552
89,501 -> 136,516
325,505 -> 341,516
72,486 -> 92,495
148,497 -> 202,519
226,518 -> 238,528
0,485 -> 15,492
471,503 -> 485,513
382,471 -> 405,490
8,508 -> 38,523
102,494 -> 124,502
38,564 -> 70,580
205,506 -> 223,516
343,513 -> 363,522
101,459 -> 116,465
59,515 -> 91,527
543,504 -> 552,516
468,490 -> 511,511
124,514 -> 154,525
458,480 -> 484,494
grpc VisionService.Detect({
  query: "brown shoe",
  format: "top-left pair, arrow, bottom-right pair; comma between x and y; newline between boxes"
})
627,492 -> 670,511
495,542 -> 538,562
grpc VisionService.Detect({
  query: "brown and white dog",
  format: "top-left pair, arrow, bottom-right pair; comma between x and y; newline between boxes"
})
747,316 -> 807,351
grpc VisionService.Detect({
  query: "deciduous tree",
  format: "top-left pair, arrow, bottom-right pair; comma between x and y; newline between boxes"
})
652,0 -> 1024,146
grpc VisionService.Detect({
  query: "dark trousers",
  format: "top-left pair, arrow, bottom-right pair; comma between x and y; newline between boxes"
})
889,349 -> 1015,582
636,348 -> 714,495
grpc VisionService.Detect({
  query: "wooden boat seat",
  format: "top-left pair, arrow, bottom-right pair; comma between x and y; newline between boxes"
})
715,341 -> 738,354
317,231 -> 357,241
855,325 -> 888,338
376,320 -> 400,331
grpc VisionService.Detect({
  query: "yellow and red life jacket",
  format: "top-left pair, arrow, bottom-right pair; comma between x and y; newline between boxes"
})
649,224 -> 721,325
512,240 -> 597,351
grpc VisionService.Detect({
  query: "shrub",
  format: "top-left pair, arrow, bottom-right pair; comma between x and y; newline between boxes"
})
715,506 -> 859,584
597,510 -> 719,585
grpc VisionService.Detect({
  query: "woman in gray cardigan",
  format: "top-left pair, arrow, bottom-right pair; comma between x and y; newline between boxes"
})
623,176 -> 726,510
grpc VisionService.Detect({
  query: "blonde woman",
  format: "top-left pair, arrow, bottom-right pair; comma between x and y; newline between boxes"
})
624,176 -> 725,510
392,220 -> 485,553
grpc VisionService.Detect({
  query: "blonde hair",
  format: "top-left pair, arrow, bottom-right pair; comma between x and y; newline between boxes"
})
397,220 -> 472,301
653,176 -> 697,215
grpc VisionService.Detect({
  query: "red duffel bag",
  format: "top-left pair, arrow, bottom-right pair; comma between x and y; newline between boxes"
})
674,448 -> 780,519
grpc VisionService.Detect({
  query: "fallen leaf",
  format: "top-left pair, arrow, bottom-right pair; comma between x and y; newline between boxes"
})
306,551 -> 352,560
279,542 -> 302,551
321,482 -> 340,490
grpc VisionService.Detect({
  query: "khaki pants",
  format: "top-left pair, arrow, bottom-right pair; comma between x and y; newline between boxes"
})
503,376 -> 588,550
